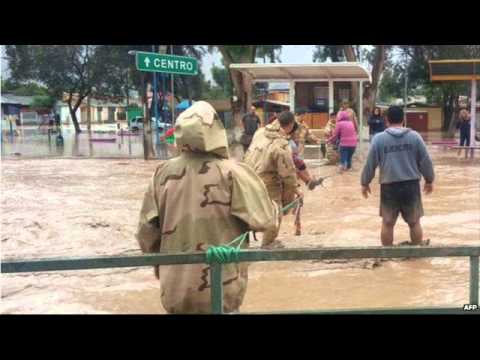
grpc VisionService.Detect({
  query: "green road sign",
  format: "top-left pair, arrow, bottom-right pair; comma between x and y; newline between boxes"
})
135,51 -> 198,75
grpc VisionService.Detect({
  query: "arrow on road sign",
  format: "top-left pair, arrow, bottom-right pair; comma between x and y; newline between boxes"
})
144,57 -> 151,67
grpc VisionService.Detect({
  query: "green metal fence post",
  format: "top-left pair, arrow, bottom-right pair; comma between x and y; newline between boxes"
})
210,262 -> 224,314
470,256 -> 479,305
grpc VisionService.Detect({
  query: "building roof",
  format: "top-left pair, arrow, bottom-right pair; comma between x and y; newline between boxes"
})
253,99 -> 290,108
429,59 -> 480,81
1,93 -> 35,106
268,83 -> 289,90
230,63 -> 372,82
57,95 -> 129,108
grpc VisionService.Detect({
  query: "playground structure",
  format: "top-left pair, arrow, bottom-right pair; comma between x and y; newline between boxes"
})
429,59 -> 479,158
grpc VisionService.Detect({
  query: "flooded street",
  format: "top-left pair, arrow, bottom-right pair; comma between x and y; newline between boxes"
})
1,126 -> 171,159
1,137 -> 479,314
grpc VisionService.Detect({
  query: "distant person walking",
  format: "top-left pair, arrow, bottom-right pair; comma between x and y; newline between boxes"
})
241,106 -> 262,152
368,107 -> 385,141
327,110 -> 358,172
456,108 -> 471,155
361,106 -> 434,247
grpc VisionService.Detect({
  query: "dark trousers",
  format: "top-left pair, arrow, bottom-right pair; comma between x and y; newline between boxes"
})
339,146 -> 356,169
460,131 -> 470,147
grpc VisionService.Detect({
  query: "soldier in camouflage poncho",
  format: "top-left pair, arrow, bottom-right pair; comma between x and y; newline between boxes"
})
136,101 -> 279,314
244,111 -> 300,248
291,113 -> 321,158
323,112 -> 340,165
268,118 -> 323,191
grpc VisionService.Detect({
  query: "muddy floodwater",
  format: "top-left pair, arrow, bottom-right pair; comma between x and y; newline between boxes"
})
1,137 -> 479,314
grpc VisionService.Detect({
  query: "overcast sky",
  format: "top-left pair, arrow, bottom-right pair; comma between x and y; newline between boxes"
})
1,45 -> 373,86
201,45 -> 317,83
1,45 -> 319,85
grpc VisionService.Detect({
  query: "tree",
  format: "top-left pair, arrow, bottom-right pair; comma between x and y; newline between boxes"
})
377,66 -> 403,103
5,45 -> 127,133
1,79 -> 50,96
211,45 -> 282,126
397,45 -> 480,134
256,45 -> 282,63
313,45 -> 389,119
31,95 -> 56,109
313,45 -> 347,62
210,65 -> 233,97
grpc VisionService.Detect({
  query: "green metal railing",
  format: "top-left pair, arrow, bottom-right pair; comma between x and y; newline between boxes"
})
2,245 -> 479,314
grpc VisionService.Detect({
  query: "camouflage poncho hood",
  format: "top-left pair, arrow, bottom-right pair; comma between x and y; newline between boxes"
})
264,119 -> 287,140
175,101 -> 230,159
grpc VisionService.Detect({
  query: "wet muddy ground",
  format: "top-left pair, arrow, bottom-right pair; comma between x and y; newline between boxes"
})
1,140 -> 479,314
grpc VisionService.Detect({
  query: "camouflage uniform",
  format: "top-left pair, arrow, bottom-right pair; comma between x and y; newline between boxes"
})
136,101 -> 279,314
289,118 -> 320,157
243,120 -> 297,246
323,116 -> 340,165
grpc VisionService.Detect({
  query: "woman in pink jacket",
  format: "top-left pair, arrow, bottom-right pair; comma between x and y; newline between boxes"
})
327,110 -> 358,172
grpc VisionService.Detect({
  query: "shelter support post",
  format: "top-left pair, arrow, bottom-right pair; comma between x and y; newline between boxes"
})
359,80 -> 364,153
470,79 -> 477,158
289,81 -> 295,113
328,79 -> 334,114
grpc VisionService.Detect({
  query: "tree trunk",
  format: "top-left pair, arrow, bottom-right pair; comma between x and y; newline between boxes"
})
68,98 -> 82,134
343,45 -> 359,108
217,46 -> 256,128
446,95 -> 459,136
86,96 -> 92,133
363,46 -> 386,117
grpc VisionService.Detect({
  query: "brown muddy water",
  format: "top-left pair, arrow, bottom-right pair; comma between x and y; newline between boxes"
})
1,139 -> 479,314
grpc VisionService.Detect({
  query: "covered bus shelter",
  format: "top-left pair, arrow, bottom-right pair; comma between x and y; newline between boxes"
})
230,62 -> 372,133
429,59 -> 479,158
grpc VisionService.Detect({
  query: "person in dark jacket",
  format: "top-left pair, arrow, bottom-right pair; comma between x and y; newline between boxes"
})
367,107 -> 386,141
241,106 -> 262,152
456,108 -> 471,155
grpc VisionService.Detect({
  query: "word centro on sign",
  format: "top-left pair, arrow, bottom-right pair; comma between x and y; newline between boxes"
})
136,52 -> 198,75
149,57 -> 194,72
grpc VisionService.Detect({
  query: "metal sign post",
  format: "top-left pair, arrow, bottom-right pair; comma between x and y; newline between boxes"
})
170,45 -> 175,125
152,46 -> 160,148
470,78 -> 477,158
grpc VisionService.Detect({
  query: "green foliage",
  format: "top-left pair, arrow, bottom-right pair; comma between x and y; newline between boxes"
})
209,45 -> 283,108
1,78 -> 49,96
31,95 -> 56,109
205,87 -> 228,100
378,66 -> 403,103
313,45 -> 345,62
5,45 -> 127,100
256,45 -> 282,62
211,65 -> 232,97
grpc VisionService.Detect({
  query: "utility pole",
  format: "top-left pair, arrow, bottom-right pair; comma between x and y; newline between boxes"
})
152,45 -> 160,148
170,45 -> 175,125
128,49 -> 153,159
87,95 -> 91,133
140,73 -> 148,160
126,70 -> 130,108
158,46 -> 168,125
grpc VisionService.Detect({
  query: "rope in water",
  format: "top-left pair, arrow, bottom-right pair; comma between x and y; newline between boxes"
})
206,196 -> 303,264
